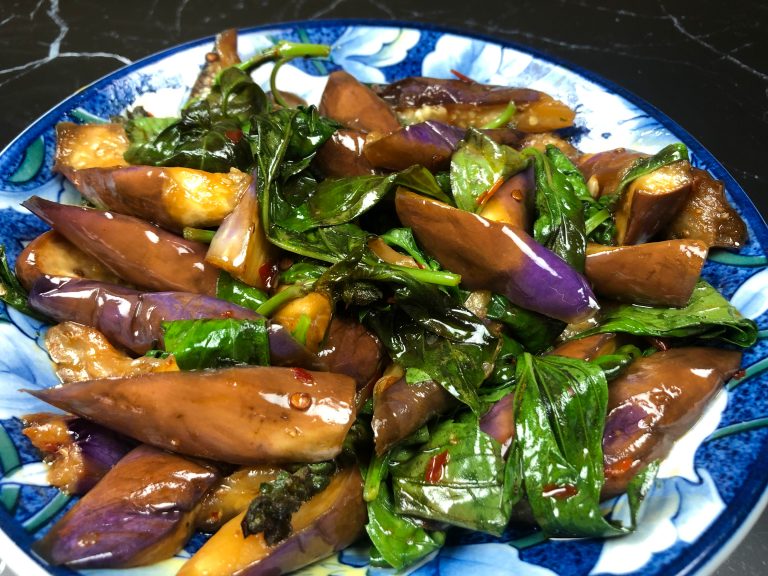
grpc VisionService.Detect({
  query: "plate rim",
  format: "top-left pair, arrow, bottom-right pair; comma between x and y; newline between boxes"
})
1,17 -> 766,576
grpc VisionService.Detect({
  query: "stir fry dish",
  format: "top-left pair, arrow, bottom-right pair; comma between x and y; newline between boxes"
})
0,29 -> 758,575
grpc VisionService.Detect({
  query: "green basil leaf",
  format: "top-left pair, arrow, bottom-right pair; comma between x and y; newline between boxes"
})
379,227 -> 436,270
515,352 -> 624,537
450,128 -> 528,213
576,280 -> 758,347
486,293 -> 565,353
162,318 -> 270,370
215,271 -> 268,312
613,143 -> 689,197
390,418 -> 512,535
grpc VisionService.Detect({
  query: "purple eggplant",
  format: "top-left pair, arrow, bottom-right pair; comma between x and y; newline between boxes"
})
27,366 -> 357,464
28,276 -> 325,369
22,196 -> 219,295
319,71 -> 401,134
479,392 -> 516,455
602,347 -> 742,497
179,466 -> 365,576
364,121 -> 465,171
372,376 -> 456,455
33,444 -> 218,569
395,190 -> 599,323
313,129 -> 376,177
22,413 -> 134,495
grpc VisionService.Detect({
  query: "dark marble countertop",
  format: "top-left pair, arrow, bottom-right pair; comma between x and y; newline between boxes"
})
0,1 -> 766,575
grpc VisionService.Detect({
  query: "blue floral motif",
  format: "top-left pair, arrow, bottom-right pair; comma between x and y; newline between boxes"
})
730,268 -> 768,320
331,27 -> 420,83
413,543 -> 557,576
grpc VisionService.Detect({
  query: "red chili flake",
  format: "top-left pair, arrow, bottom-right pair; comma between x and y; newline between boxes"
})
450,69 -> 475,84
424,450 -> 450,483
475,176 -> 506,207
225,129 -> 243,144
259,262 -> 279,290
542,483 -> 579,500
291,367 -> 315,385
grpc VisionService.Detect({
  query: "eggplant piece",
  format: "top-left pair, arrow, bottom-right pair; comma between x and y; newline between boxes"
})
15,230 -> 123,291
372,376 -> 456,455
188,28 -> 241,102
374,77 -> 575,133
478,166 -> 535,230
614,160 -> 693,245
272,292 -> 332,352
23,196 -> 219,295
577,148 -> 647,198
312,129 -> 376,177
28,365 -> 357,464
22,413 -> 134,495
585,240 -> 707,307
602,347 -> 742,498
45,321 -> 179,382
179,466 -> 365,576
53,122 -> 129,171
65,165 -> 250,232
196,465 -> 280,532
205,175 -> 277,289
364,121 -> 465,172
548,333 -> 619,361
479,392 -> 515,453
319,71 -> 401,134
395,189 -> 599,323
33,445 -> 218,569
664,167 -> 748,249
519,132 -> 581,162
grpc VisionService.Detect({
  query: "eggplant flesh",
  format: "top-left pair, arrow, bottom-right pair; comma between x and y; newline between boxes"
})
585,239 -> 707,307
53,122 -> 129,171
27,366 -> 357,465
602,347 -> 742,498
577,148 -> 647,198
33,444 -> 218,569
478,167 -> 535,230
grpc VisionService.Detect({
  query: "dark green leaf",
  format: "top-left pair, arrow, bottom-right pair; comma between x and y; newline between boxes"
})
380,227 -> 438,270
162,318 -> 270,370
614,143 -> 689,197
278,261 -> 328,285
216,271 -> 268,312
576,281 -> 758,347
450,128 -> 528,213
486,294 -> 564,353
390,418 -> 512,535
515,353 -> 624,537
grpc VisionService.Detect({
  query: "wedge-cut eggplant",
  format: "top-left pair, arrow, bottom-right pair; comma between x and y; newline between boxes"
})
313,129 -> 376,177
585,240 -> 707,307
196,465 -> 280,532
22,413 -> 134,495
179,466 -> 365,576
395,189 -> 599,323
519,132 -> 580,162
319,71 -> 401,134
548,333 -> 619,361
374,77 -> 575,132
45,321 -> 179,382
272,292 -> 332,352
602,347 -> 741,497
479,392 -> 515,452
53,122 -> 129,171
188,28 -> 241,102
614,160 -> 692,245
66,165 -> 250,232
33,445 -> 218,569
15,230 -> 123,291
364,121 -> 465,171
478,167 -> 535,230
28,366 -> 356,464
23,196 -> 219,295
205,175 -> 277,288
664,167 -> 748,249
577,148 -> 647,198
372,376 -> 456,455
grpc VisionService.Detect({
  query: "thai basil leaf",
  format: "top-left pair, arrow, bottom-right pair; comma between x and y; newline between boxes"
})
122,115 -> 178,158
215,271 -> 268,312
0,245 -> 47,321
625,460 -> 660,528
486,294 -> 565,353
269,222 -> 370,263
584,193 -> 617,245
576,281 -> 758,347
162,318 -> 270,370
589,344 -> 645,381
613,143 -> 689,197
380,227 -> 439,270
395,164 -> 453,204
366,482 -> 445,570
515,352 -> 625,537
278,261 -> 328,285
390,418 -> 512,535
450,128 -> 528,213
526,146 -> 587,272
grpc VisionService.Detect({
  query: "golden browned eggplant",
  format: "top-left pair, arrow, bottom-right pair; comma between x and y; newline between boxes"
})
53,122 -> 129,172
319,71 -> 401,134
602,347 -> 742,498
585,239 -> 708,307
665,167 -> 748,249
28,366 -> 357,465
478,167 -> 535,230
548,333 -> 619,361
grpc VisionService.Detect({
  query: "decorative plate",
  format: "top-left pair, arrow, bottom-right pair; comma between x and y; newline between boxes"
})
1,20 -> 767,576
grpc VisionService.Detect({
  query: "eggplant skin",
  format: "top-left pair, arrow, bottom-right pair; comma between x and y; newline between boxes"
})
585,239 -> 708,307
179,466 -> 366,576
602,347 -> 742,498
319,71 -> 401,134
33,445 -> 218,569
27,366 -> 357,465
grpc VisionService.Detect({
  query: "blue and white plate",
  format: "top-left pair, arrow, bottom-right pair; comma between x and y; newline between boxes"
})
1,20 -> 767,576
